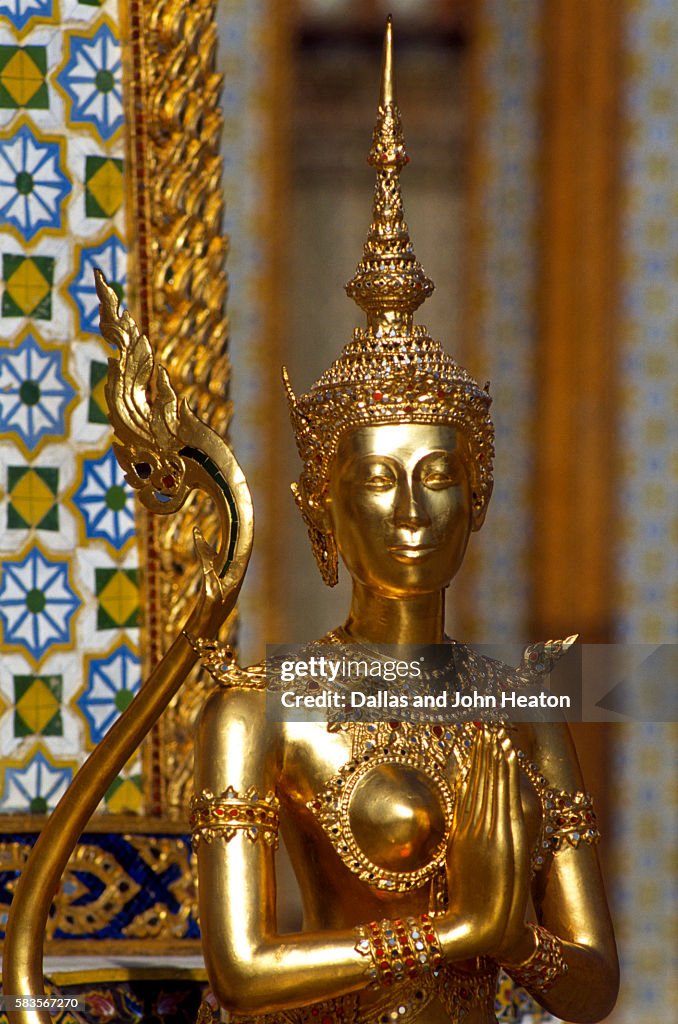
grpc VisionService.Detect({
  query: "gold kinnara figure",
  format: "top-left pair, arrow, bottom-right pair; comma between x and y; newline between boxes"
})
3,18 -> 618,1024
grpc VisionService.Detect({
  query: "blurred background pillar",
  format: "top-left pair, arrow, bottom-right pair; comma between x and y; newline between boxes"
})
532,0 -> 621,646
217,1 -> 293,662
611,2 -> 678,1020
457,0 -> 541,644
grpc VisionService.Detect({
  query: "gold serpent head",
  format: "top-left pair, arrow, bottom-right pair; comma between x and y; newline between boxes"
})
285,18 -> 494,585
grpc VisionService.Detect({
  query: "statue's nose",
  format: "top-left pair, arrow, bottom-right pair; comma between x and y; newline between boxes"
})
393,480 -> 430,529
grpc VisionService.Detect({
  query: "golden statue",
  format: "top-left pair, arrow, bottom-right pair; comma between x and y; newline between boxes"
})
3,18 -> 618,1024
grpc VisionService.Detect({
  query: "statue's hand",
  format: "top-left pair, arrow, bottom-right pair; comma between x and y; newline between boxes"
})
490,733 -> 533,962
445,728 -> 514,953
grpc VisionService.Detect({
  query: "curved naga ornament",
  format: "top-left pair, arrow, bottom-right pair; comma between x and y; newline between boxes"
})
98,269 -> 240,572
2,274 -> 253,1024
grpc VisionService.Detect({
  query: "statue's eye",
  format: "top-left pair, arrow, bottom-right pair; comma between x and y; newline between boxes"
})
364,470 -> 395,490
421,458 -> 462,489
422,471 -> 454,489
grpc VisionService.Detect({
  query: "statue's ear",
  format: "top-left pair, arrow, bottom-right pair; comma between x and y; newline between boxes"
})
470,479 -> 492,532
309,487 -> 334,533
291,482 -> 338,587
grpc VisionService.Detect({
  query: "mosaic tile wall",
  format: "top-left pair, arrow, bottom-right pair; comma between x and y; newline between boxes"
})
612,1 -> 678,1019
0,0 -> 143,815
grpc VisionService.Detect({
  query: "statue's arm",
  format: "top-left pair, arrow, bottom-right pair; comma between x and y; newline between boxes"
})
195,698 -> 516,1014
195,686 -> 370,1013
500,722 -> 619,1022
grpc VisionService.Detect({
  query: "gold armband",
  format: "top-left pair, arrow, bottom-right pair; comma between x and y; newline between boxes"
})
354,914 -> 443,988
503,923 -> 568,994
544,789 -> 600,850
190,786 -> 280,849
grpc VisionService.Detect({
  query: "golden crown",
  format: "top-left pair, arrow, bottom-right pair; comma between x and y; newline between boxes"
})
284,17 -> 494,516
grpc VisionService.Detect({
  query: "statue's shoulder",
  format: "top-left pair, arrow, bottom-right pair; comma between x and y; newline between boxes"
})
187,635 -> 266,690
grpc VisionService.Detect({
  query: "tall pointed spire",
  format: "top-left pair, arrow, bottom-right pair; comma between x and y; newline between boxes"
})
380,12 -> 395,107
345,16 -> 434,332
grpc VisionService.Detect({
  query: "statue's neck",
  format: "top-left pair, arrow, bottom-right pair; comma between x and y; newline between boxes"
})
342,581 -> 445,645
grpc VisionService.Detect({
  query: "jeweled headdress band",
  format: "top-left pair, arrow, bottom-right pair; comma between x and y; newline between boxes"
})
284,18 -> 494,581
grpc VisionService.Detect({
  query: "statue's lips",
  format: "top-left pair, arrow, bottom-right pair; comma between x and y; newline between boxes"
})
387,543 -> 436,561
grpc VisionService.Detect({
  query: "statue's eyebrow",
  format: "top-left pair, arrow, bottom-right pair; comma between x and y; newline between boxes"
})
418,449 -> 461,463
353,453 -> 398,469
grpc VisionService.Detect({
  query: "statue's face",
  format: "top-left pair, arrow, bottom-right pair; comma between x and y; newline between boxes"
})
326,424 -> 473,596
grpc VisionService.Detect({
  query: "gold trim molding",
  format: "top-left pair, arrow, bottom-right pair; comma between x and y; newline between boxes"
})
124,0 -> 233,820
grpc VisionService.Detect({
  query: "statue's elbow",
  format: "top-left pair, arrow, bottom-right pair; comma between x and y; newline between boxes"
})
588,948 -> 620,1021
564,951 -> 620,1023
206,954 -> 275,1015
591,966 -> 620,1023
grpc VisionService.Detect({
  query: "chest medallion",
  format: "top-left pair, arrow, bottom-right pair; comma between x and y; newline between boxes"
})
307,719 -> 479,893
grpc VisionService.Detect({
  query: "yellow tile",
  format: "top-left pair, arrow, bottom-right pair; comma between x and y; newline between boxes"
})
91,370 -> 107,415
16,678 -> 59,733
6,260 -> 50,316
11,470 -> 54,525
87,160 -> 123,217
106,778 -> 143,814
1,50 -> 44,106
98,572 -> 138,625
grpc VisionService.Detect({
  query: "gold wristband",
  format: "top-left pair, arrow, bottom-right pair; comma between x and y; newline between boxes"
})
190,786 -> 280,849
504,923 -> 568,993
354,914 -> 443,988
